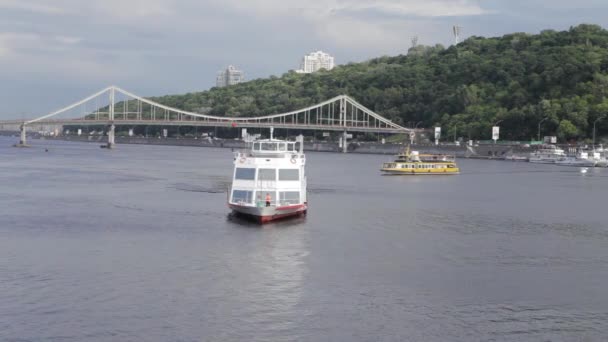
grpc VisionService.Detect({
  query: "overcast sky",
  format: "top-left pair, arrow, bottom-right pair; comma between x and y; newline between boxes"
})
1,0 -> 607,118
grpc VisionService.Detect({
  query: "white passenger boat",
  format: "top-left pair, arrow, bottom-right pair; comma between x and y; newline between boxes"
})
228,130 -> 307,223
528,145 -> 566,164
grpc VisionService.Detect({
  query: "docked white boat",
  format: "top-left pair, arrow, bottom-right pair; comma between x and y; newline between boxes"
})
505,154 -> 529,162
528,145 -> 566,164
228,130 -> 307,223
588,148 -> 608,167
555,155 -> 596,167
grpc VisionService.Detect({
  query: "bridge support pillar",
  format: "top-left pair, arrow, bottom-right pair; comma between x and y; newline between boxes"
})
341,130 -> 349,153
14,124 -> 30,147
106,124 -> 116,149
20,124 -> 27,145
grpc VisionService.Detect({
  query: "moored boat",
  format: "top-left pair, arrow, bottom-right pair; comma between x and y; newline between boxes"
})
555,155 -> 596,167
227,130 -> 307,223
528,145 -> 566,164
380,147 -> 460,175
587,148 -> 608,167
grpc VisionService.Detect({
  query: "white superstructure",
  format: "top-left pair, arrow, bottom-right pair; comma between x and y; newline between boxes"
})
228,131 -> 307,223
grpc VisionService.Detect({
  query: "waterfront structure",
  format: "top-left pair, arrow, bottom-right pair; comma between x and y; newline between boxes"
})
296,51 -> 335,73
216,65 -> 245,87
2,86 -> 411,150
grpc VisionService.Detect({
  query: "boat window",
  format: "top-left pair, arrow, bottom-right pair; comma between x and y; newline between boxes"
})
258,168 -> 276,181
232,190 -> 253,204
253,142 -> 260,151
261,142 -> 277,151
288,143 -> 295,151
279,169 -> 299,181
279,191 -> 300,205
235,168 -> 256,180
278,143 -> 287,152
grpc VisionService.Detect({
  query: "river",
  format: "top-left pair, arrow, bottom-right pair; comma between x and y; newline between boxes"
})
1,137 -> 607,341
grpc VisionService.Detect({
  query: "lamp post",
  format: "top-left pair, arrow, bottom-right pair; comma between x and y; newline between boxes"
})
537,117 -> 548,143
593,116 -> 604,151
409,122 -> 423,145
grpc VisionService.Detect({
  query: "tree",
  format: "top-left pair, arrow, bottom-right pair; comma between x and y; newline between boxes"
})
139,24 -> 608,141
557,120 -> 579,141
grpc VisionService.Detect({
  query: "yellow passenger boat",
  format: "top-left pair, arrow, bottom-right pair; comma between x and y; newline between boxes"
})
380,147 -> 460,175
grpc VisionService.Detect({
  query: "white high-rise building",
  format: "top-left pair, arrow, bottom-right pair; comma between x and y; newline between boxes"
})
216,65 -> 245,87
296,51 -> 335,73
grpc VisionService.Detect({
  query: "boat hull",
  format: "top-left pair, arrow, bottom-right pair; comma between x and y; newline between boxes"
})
529,159 -> 557,164
229,203 -> 307,223
555,160 -> 596,167
380,168 -> 460,175
595,160 -> 608,168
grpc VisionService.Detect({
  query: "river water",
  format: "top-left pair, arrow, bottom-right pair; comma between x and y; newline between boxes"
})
1,137 -> 607,341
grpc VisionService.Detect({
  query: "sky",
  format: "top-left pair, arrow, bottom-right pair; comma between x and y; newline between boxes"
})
1,0 -> 608,118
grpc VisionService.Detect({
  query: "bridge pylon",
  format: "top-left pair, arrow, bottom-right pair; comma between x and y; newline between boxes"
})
105,124 -> 116,149
342,130 -> 349,153
13,123 -> 30,148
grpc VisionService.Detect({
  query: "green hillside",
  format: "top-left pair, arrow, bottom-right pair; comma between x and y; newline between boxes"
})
152,24 -> 608,142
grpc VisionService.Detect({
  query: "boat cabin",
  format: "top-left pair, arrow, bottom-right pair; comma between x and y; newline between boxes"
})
229,136 -> 306,208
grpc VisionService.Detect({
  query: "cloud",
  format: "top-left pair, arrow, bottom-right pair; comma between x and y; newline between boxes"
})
203,0 -> 487,50
331,0 -> 487,17
0,0 -> 67,14
0,31 -> 127,81
54,35 -> 82,45
319,18 -> 402,51
0,32 -> 39,57
88,0 -> 174,20
213,0 -> 487,18
0,0 -> 175,20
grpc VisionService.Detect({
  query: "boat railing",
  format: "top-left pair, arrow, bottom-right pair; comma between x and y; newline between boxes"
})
418,154 -> 456,162
254,199 -> 279,207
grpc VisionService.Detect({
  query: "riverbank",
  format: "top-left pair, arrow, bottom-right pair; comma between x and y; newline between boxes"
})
30,135 -> 531,158
1,131 -> 534,158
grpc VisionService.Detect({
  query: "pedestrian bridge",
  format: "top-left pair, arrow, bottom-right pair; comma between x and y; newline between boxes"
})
1,86 -> 412,149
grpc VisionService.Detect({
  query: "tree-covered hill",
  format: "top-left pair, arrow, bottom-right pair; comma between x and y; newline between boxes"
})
152,24 -> 608,142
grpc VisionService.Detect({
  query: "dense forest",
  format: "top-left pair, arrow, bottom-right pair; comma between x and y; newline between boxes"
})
151,24 -> 608,142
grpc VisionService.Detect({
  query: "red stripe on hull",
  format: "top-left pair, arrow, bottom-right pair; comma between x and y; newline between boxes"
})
228,202 -> 308,224
275,204 -> 306,211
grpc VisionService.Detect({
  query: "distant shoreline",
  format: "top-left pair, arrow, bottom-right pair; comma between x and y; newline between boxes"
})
1,133 -> 533,159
